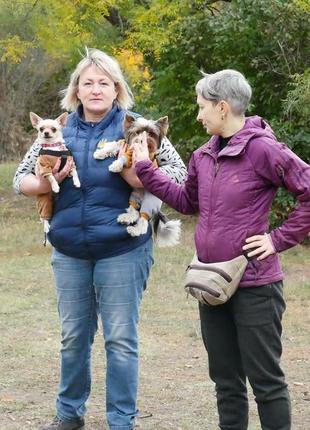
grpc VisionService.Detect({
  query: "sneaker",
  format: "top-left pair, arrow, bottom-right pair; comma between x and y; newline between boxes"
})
39,416 -> 85,430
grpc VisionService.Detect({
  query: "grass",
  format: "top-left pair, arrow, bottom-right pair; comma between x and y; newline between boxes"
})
0,162 -> 309,430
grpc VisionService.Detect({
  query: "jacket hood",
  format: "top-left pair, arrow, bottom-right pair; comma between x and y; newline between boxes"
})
238,115 -> 276,141
200,115 -> 277,156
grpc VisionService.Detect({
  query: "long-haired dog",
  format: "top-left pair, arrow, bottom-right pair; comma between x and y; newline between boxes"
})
30,112 -> 80,236
94,114 -> 181,246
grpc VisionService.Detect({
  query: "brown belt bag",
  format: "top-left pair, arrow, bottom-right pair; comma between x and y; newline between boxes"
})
185,253 -> 249,306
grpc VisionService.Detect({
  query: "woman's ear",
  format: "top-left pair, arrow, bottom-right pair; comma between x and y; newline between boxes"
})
218,100 -> 229,113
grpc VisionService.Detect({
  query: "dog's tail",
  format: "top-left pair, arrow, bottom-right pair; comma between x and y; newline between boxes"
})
153,211 -> 181,247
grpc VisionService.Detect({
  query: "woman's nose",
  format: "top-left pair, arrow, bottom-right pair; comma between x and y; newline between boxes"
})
91,84 -> 101,94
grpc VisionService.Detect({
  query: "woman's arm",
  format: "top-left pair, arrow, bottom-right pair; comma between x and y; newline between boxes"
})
20,173 -> 52,196
120,136 -> 188,189
13,138 -> 74,196
120,165 -> 143,188
134,136 -> 199,215
247,137 -> 310,253
13,138 -> 41,195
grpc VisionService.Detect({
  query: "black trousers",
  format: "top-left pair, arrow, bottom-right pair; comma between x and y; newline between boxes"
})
199,282 -> 291,430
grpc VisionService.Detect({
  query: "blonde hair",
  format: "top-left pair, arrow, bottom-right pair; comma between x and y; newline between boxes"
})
60,47 -> 134,112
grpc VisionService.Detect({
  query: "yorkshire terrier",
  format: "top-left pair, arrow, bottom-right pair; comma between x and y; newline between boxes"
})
30,112 -> 80,236
94,114 -> 181,246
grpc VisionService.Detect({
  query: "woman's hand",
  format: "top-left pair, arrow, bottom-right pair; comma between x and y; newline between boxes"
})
21,157 -> 74,196
118,141 -> 144,188
51,157 -> 73,183
133,131 -> 149,163
34,157 -> 73,184
242,234 -> 276,260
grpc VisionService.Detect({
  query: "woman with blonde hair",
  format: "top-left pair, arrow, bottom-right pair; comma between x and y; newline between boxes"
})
13,48 -> 186,430
134,69 -> 310,430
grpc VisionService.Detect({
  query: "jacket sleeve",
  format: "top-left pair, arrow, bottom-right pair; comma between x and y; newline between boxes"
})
135,153 -> 199,215
248,137 -> 310,252
156,137 -> 187,184
13,138 -> 41,194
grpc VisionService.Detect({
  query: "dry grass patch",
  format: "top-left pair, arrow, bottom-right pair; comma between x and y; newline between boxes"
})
0,163 -> 309,430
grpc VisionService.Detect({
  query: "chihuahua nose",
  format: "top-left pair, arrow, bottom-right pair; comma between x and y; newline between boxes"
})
44,131 -> 50,137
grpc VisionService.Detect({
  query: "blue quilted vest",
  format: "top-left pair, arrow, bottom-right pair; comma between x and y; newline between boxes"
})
48,104 -> 151,259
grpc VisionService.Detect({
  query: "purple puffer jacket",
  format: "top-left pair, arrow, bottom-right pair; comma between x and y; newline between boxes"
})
136,116 -> 310,287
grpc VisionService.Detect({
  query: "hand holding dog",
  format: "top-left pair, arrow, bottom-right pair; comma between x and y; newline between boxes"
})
119,140 -> 144,188
35,157 -> 73,186
132,131 -> 149,163
243,234 -> 276,260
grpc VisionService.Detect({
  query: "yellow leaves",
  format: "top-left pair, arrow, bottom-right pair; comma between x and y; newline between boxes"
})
0,35 -> 34,64
72,0 -> 115,18
34,0 -> 90,58
115,48 -> 152,99
124,0 -> 187,59
0,0 -> 115,61
293,0 -> 310,13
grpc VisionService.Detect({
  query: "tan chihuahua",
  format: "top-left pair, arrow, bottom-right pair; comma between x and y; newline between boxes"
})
30,112 -> 80,236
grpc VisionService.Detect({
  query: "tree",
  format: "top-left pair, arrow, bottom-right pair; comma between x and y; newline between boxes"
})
0,0 -> 116,160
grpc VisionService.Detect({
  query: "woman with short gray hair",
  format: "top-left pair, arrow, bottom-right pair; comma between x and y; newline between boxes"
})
134,69 -> 310,430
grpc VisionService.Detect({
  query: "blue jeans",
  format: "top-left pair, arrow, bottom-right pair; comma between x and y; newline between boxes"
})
51,239 -> 153,430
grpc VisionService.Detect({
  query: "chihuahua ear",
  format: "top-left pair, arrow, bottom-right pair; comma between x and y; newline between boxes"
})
30,112 -> 42,128
156,116 -> 169,136
123,114 -> 136,131
56,112 -> 69,128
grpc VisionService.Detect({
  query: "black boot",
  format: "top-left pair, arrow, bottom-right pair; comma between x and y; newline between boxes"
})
39,416 -> 85,430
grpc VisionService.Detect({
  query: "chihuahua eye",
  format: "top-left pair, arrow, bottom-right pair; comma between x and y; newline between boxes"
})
39,127 -> 44,132
51,127 -> 57,133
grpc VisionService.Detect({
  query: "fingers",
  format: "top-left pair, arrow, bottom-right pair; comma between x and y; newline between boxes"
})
52,157 -> 61,175
242,234 -> 276,260
133,133 -> 149,163
118,142 -> 128,158
53,158 -> 73,183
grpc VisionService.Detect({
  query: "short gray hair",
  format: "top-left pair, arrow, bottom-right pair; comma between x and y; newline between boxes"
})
60,47 -> 134,112
195,69 -> 252,115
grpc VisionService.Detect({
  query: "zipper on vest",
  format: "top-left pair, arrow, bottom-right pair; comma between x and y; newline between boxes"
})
81,127 -> 95,240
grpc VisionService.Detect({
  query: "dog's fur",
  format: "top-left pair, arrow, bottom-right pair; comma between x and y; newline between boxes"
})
30,112 -> 80,233
94,114 -> 181,246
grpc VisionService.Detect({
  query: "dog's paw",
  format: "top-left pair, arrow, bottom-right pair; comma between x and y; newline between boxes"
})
127,218 -> 149,237
118,206 -> 140,224
109,159 -> 124,173
52,182 -> 60,193
73,177 -> 81,188
93,148 -> 110,160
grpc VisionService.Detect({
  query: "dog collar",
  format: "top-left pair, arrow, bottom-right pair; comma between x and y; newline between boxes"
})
41,142 -> 63,148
